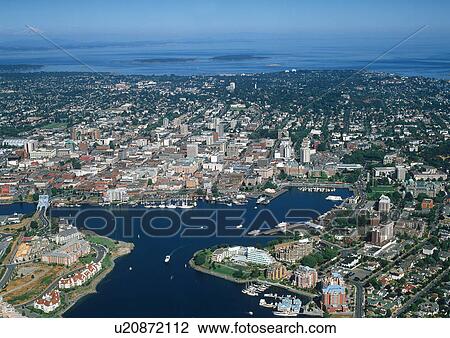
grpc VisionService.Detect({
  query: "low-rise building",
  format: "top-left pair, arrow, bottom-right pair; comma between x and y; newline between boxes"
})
42,239 -> 90,266
58,262 -> 102,289
34,290 -> 61,313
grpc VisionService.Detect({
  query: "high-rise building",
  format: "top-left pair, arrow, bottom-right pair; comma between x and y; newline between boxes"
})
323,272 -> 345,287
293,265 -> 318,289
246,247 -> 275,266
163,117 -> 170,128
24,140 -> 37,156
396,165 -> 407,181
322,285 -> 347,313
216,122 -> 225,138
226,82 -> 236,92
226,143 -> 239,158
371,221 -> 394,245
300,137 -> 311,164
378,195 -> 391,213
274,239 -> 313,263
280,140 -> 293,159
71,127 -> 100,141
266,262 -> 288,280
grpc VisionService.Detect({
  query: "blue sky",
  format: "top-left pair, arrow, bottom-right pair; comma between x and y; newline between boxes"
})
1,0 -> 449,40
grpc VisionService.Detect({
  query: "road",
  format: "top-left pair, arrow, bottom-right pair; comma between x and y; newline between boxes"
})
0,208 -> 49,290
39,209 -> 49,228
0,233 -> 24,290
17,243 -> 107,307
352,281 -> 364,318
0,264 -> 16,290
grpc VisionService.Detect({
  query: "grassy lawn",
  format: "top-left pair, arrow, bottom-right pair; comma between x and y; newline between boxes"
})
371,185 -> 395,193
212,264 -> 238,276
79,253 -> 96,265
367,185 -> 395,200
86,235 -> 115,250
41,122 -> 67,129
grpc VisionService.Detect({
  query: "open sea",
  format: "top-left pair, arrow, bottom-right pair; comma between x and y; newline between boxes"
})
0,35 -> 449,78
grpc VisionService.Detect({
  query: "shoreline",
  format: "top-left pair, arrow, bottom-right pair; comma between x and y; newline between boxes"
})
27,235 -> 134,318
0,184 -> 352,209
58,236 -> 134,317
188,254 -> 317,299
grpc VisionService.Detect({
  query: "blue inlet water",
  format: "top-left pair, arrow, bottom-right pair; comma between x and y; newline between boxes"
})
1,34 -> 449,79
1,188 -> 352,317
58,188 -> 351,317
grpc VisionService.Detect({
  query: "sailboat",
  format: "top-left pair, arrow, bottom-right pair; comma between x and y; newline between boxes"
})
180,196 -> 194,209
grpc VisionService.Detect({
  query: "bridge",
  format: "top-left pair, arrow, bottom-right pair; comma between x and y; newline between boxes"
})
36,194 -> 50,212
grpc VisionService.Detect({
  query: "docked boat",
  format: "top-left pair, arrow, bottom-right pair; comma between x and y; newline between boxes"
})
179,196 -> 195,209
326,195 -> 343,201
242,284 -> 260,296
248,230 -> 260,236
259,299 -> 276,309
256,196 -> 270,204
256,284 -> 269,292
273,311 -> 298,317
276,222 -> 289,232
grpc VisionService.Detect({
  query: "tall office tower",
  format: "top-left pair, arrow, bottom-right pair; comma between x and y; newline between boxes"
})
280,140 -> 293,159
163,117 -> 169,128
396,165 -> 407,181
24,140 -> 37,156
378,195 -> 391,213
216,122 -> 225,138
371,221 -> 394,245
226,82 -> 236,92
300,137 -> 311,164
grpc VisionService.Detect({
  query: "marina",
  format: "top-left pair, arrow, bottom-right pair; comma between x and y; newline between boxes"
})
52,188 -> 352,317
243,285 -> 313,317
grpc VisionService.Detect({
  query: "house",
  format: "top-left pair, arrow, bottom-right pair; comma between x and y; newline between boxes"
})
422,245 -> 437,256
34,290 -> 61,313
421,198 -> 434,210
58,262 -> 102,289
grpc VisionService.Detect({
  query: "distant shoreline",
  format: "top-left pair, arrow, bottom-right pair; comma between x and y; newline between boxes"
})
0,64 -> 44,73
133,57 -> 197,64
0,66 -> 446,80
210,54 -> 269,61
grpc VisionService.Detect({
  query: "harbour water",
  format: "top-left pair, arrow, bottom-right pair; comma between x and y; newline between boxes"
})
0,188 -> 352,317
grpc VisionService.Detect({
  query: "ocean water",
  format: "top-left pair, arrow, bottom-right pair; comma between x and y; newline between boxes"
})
1,35 -> 449,78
